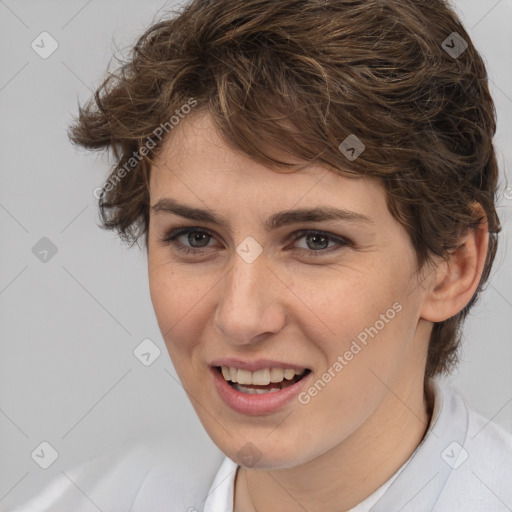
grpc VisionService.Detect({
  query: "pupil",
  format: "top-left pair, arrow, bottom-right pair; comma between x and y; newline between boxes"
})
189,232 -> 209,247
307,234 -> 328,250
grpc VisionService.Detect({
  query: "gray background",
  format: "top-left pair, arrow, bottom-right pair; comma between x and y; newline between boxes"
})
1,0 -> 511,507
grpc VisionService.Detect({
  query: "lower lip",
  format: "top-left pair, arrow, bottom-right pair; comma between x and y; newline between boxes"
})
211,367 -> 311,415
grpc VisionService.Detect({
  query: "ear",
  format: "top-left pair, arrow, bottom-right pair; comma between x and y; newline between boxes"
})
420,204 -> 490,323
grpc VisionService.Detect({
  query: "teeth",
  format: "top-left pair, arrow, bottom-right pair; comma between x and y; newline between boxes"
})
252,369 -> 270,385
270,368 -> 285,383
284,369 -> 295,380
232,384 -> 281,394
237,369 -> 252,385
220,366 -> 306,385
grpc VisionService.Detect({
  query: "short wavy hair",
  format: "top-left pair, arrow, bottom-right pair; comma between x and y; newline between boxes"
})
68,0 -> 501,378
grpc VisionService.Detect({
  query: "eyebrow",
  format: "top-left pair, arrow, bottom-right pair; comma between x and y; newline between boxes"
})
151,198 -> 374,231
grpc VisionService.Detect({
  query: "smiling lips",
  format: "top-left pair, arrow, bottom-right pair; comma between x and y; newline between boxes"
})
211,363 -> 312,414
217,366 -> 310,394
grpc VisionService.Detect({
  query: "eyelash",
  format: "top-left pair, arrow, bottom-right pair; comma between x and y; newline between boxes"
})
161,226 -> 351,257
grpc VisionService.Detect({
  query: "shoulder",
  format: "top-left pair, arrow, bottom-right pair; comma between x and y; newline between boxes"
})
11,433 -> 225,512
434,381 -> 512,511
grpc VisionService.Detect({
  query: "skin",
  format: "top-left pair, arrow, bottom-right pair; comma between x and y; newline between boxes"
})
147,111 -> 489,511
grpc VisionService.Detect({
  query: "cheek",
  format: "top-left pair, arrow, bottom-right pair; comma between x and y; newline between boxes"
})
148,261 -> 189,350
148,260 -> 174,330
289,269 -> 396,343
148,259 -> 214,363
293,265 -> 416,379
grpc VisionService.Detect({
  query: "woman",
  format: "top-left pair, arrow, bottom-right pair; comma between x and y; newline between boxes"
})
16,0 -> 512,510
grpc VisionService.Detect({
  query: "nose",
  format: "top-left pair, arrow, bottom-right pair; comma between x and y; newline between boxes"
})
213,251 -> 286,346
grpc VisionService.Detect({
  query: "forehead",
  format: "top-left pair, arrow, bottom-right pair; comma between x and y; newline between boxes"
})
150,111 -> 388,218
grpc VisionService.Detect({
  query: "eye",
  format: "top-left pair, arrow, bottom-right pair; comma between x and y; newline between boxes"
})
289,230 -> 350,256
162,227 -> 218,255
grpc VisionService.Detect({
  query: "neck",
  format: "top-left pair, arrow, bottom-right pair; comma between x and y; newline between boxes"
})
235,376 -> 434,512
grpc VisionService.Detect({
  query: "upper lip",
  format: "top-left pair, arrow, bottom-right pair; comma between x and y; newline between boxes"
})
210,358 -> 310,372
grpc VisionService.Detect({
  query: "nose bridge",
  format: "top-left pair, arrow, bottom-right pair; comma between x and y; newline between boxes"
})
214,251 -> 284,343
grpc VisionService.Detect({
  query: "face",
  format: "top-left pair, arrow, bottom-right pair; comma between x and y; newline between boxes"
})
148,111 -> 433,469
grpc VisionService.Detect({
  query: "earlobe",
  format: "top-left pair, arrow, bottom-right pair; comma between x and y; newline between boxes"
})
420,206 -> 489,323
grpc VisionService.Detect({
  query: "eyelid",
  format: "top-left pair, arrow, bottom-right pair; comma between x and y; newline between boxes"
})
162,226 -> 216,243
290,229 -> 351,246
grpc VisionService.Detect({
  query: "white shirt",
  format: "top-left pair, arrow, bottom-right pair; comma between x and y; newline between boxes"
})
11,379 -> 512,512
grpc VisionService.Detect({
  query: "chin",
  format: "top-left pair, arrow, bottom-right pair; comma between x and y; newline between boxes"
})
206,428 -> 316,470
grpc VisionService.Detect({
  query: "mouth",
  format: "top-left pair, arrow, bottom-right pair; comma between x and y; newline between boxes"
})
214,366 -> 312,395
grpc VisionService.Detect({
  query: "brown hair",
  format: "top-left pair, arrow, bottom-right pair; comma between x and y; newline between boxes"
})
68,0 -> 501,377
